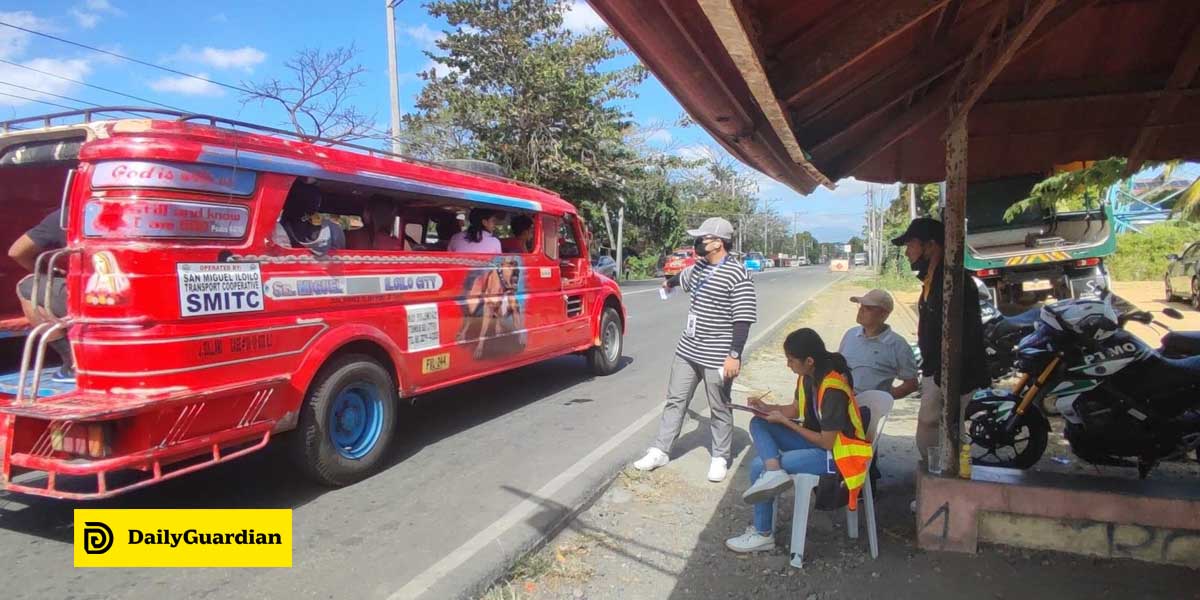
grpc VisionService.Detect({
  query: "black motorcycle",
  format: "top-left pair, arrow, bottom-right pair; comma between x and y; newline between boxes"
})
976,276 -> 1042,381
965,291 -> 1200,476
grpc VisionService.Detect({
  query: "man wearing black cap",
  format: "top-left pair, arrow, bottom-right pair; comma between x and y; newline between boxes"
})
891,218 -> 988,467
633,217 -> 757,483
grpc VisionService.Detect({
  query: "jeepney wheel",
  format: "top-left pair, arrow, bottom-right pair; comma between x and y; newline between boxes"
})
587,306 -> 623,376
292,354 -> 397,486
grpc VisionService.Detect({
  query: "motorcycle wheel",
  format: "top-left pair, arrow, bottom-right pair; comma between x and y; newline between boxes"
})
965,400 -> 1050,469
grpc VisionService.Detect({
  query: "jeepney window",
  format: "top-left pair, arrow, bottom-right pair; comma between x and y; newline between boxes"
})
542,215 -> 559,261
0,137 -> 83,166
558,215 -> 581,259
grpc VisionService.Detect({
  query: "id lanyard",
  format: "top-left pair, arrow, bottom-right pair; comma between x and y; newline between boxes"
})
691,256 -> 729,297
685,257 -> 728,338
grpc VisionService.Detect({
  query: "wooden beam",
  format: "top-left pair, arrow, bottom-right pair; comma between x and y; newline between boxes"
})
819,0 -> 1094,178
948,0 -> 1062,125
930,0 -> 966,45
697,0 -> 833,188
1124,19 -> 1200,175
939,117 -> 969,479
771,0 -> 949,106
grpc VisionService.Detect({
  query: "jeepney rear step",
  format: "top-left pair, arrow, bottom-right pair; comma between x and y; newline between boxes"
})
0,368 -> 76,399
0,375 -> 288,420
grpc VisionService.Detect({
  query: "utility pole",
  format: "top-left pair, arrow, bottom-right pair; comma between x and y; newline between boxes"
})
908,183 -> 918,218
616,197 -> 625,281
385,0 -> 403,154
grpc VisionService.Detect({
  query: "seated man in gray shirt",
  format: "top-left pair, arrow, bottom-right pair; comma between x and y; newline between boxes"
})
837,289 -> 919,399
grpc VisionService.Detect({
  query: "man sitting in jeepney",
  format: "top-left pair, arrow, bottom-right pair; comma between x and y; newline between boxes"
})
272,181 -> 346,253
426,212 -> 462,251
346,195 -> 404,251
9,209 -> 75,383
502,215 -> 535,253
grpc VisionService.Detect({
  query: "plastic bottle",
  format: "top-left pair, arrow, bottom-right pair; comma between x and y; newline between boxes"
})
958,437 -> 972,479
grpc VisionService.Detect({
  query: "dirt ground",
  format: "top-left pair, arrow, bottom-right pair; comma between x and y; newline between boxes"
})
481,281 -> 1198,600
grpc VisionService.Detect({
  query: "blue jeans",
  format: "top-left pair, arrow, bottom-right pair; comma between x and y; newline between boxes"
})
747,417 -> 827,535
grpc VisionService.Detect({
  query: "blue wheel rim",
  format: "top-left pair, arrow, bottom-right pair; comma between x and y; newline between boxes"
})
329,382 -> 384,460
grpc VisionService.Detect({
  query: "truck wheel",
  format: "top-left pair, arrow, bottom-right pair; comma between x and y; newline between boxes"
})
587,307 -> 623,375
292,354 -> 397,486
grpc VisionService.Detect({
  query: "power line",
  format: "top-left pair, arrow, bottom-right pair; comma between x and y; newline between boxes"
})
0,58 -> 189,112
0,91 -> 78,111
0,20 -> 254,96
0,81 -> 102,107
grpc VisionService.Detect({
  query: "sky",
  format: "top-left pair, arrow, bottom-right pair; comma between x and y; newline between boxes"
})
2,1 -> 1189,243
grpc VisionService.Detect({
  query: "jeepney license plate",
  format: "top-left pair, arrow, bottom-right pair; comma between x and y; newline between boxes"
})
1023,279 -> 1052,291
422,353 -> 450,374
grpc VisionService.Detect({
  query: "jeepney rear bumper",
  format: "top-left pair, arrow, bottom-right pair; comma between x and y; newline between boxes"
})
0,376 -> 287,500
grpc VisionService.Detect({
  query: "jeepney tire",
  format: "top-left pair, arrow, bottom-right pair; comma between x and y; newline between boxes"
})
292,354 -> 397,487
587,307 -> 623,376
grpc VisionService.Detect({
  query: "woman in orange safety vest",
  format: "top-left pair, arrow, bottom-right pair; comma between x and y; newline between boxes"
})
725,328 -> 873,554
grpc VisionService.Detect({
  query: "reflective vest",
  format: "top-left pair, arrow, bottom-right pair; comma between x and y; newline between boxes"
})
795,371 -> 874,511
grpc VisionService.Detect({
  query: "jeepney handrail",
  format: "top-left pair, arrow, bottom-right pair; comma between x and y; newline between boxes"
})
0,106 -> 560,198
0,107 -> 192,133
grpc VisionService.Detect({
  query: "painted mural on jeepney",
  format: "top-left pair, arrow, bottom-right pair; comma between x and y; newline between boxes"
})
456,255 -> 527,360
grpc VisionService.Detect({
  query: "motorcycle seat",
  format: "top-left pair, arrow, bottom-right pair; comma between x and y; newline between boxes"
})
992,308 -> 1041,337
1152,353 -> 1200,391
1161,331 -> 1200,357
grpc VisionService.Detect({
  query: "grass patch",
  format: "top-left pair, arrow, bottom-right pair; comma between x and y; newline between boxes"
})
480,539 -> 598,600
1109,220 -> 1200,281
851,270 -> 921,293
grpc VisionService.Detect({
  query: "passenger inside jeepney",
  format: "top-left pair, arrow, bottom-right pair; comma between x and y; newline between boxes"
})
502,215 -> 535,253
273,181 -> 346,253
346,195 -> 404,251
426,212 -> 462,251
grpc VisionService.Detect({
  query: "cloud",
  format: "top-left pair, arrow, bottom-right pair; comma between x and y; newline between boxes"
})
644,129 -> 672,145
423,58 -> 456,79
827,176 -> 899,199
210,13 -> 229,24
193,46 -> 266,72
404,24 -> 444,49
0,11 -> 47,60
149,74 -> 224,97
0,57 -> 92,108
563,1 -> 607,33
675,144 -> 713,162
70,0 -> 122,30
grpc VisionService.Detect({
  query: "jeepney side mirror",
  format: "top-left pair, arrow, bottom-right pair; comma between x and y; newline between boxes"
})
1167,254 -> 1179,261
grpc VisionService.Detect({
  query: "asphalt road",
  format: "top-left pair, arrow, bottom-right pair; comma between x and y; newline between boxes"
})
0,266 -> 843,600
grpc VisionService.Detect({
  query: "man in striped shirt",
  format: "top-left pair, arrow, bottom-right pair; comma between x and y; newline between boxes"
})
633,217 -> 758,482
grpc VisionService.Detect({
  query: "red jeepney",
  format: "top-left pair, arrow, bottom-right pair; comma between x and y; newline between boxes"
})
0,108 -> 626,499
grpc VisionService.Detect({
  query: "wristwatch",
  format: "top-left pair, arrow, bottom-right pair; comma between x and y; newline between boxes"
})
728,350 -> 740,360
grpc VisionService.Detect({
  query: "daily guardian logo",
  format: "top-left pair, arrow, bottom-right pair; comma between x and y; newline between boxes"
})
74,509 -> 291,568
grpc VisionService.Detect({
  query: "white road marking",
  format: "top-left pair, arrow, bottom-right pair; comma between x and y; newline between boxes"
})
388,270 -> 844,600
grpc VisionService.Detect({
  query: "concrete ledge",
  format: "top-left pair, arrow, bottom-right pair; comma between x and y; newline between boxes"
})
916,466 -> 1200,566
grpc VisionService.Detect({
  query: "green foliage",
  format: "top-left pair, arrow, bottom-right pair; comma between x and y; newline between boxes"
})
1003,158 -> 1126,222
1108,220 -> 1200,281
623,254 -> 662,280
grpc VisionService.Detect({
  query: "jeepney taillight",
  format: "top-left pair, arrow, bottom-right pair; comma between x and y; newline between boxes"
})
51,422 -> 113,458
1073,258 -> 1100,268
975,268 -> 1000,278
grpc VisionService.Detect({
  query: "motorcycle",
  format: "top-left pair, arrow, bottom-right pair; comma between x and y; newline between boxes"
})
975,276 -> 1041,381
965,290 -> 1200,476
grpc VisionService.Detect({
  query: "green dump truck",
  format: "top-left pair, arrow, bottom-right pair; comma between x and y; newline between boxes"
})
965,174 -> 1115,305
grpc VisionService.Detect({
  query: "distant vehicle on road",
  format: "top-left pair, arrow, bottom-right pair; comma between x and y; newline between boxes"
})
853,252 -> 867,266
744,252 -> 766,272
592,254 -> 617,279
663,248 -> 696,279
1165,241 -> 1200,310
796,256 -> 809,266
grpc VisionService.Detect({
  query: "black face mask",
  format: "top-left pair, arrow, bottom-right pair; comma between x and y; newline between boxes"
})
910,256 -> 930,274
694,237 -> 715,257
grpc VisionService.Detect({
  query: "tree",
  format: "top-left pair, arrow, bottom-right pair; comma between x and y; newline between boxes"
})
241,46 -> 375,142
401,0 -> 647,226
1003,157 -> 1126,221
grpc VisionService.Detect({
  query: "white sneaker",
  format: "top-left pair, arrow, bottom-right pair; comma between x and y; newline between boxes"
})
707,457 -> 728,482
725,526 -> 775,553
742,469 -> 793,504
633,448 -> 669,471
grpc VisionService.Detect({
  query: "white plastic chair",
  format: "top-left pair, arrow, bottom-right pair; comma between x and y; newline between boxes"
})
788,390 -> 894,568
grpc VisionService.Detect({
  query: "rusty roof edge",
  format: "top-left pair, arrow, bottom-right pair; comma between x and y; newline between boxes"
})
694,0 -> 834,191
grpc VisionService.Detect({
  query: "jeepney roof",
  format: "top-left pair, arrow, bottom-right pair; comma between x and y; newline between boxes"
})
0,108 -> 578,217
